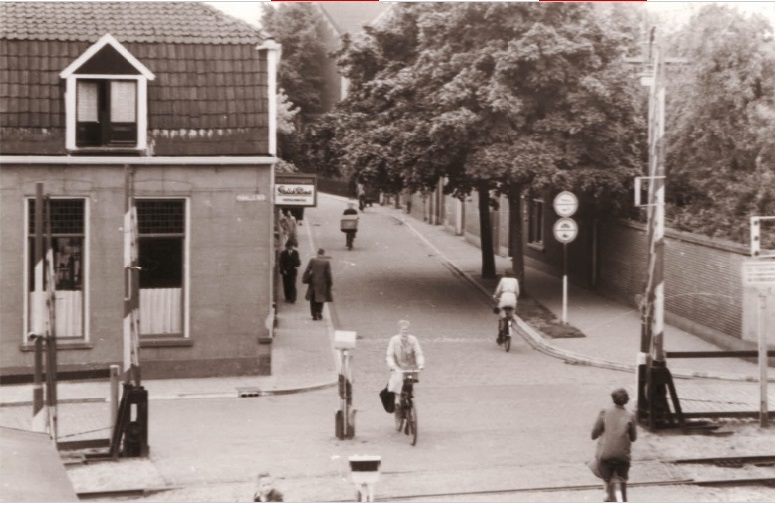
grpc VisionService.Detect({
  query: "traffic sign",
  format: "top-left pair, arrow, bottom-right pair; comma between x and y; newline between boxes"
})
553,191 -> 578,217
553,217 -> 578,244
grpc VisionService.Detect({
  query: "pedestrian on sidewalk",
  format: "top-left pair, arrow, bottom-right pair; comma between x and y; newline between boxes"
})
492,269 -> 519,344
301,248 -> 333,321
253,472 -> 284,502
278,239 -> 301,303
284,209 -> 298,247
590,388 -> 637,502
386,320 -> 425,415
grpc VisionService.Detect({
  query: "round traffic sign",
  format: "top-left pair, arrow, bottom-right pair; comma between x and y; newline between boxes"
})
553,191 -> 578,218
553,217 -> 578,244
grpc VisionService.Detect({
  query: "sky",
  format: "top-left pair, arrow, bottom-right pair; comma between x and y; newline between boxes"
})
206,1 -> 262,27
205,1 -> 775,31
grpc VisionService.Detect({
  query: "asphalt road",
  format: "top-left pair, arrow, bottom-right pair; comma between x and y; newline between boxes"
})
99,195 -> 773,502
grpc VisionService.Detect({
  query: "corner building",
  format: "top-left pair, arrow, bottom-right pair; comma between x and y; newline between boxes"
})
0,2 -> 279,379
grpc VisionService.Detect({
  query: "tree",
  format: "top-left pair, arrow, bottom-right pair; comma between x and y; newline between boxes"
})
334,3 -> 644,281
260,3 -> 329,115
664,4 -> 775,245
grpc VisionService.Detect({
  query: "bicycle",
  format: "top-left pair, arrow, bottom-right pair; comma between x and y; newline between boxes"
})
394,369 -> 420,446
496,307 -> 515,352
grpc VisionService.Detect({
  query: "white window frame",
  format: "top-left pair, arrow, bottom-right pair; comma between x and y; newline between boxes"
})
60,34 -> 155,152
22,197 -> 90,344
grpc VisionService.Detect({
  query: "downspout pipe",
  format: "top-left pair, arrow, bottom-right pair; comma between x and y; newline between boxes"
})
258,38 -> 282,340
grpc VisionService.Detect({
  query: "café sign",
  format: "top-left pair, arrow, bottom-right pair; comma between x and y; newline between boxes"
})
274,174 -> 317,207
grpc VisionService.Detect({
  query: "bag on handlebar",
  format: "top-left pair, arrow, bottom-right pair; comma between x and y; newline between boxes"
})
379,385 -> 395,413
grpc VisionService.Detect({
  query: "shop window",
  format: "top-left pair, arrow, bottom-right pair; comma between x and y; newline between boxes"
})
27,199 -> 86,339
528,198 -> 544,247
136,199 -> 186,337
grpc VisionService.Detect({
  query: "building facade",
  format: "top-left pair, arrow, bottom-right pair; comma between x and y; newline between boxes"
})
0,2 -> 280,380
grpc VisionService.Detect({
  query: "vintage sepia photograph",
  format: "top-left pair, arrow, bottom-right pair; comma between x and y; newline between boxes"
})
1,0 -> 774,502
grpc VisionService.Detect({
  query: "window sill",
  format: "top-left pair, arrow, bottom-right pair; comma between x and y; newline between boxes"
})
20,342 -> 94,352
139,338 -> 192,348
68,147 -> 145,155
527,242 -> 545,252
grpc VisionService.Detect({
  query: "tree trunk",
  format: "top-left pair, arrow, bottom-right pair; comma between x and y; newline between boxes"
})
507,184 -> 525,294
477,182 -> 497,279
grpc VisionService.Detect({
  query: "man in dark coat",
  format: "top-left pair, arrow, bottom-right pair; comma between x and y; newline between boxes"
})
302,248 -> 333,320
278,239 -> 301,303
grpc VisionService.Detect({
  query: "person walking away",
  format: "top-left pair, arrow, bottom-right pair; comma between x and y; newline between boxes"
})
253,472 -> 283,502
342,202 -> 359,250
278,239 -> 301,303
356,182 -> 367,211
492,269 -> 519,345
386,320 -> 425,420
302,248 -> 333,321
591,388 -> 637,502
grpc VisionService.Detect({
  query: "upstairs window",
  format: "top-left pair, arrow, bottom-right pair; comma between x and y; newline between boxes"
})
61,34 -> 154,151
76,80 -> 138,147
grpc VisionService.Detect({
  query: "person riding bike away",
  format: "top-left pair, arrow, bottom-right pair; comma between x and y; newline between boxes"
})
386,320 -> 425,413
492,269 -> 519,344
591,388 -> 637,502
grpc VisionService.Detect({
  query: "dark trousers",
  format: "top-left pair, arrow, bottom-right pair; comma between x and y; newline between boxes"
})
309,296 -> 324,319
281,270 -> 297,302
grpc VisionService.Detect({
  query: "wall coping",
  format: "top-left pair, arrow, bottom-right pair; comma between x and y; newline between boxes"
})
614,218 -> 754,256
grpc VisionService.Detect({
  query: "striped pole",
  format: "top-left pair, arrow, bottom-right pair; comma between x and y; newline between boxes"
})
44,195 -> 58,441
31,184 -> 47,432
124,166 -> 141,385
648,43 -> 667,365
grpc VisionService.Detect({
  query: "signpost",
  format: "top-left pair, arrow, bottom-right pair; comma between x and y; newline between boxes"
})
744,217 -> 775,428
553,193 -> 579,324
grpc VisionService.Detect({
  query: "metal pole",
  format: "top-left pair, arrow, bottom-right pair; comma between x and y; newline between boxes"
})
110,364 -> 120,434
562,243 -> 568,324
32,335 -> 45,431
759,293 -> 769,427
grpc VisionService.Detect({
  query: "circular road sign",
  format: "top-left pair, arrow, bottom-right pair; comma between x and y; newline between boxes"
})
553,217 -> 578,244
553,191 -> 579,218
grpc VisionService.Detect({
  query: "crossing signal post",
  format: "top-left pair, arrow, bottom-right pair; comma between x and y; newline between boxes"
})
634,29 -> 681,429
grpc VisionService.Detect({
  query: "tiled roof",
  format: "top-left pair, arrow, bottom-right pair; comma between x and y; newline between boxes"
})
0,2 -> 267,44
317,2 -> 390,36
0,2 -> 271,155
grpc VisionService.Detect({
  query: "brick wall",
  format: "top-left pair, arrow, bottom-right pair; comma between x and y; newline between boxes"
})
597,220 -> 747,340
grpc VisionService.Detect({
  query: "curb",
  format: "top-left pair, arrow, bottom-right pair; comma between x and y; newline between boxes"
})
390,209 -> 775,384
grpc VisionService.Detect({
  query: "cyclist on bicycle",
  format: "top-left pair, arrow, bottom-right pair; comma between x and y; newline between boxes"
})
492,269 -> 519,345
591,388 -> 637,502
386,320 -> 425,414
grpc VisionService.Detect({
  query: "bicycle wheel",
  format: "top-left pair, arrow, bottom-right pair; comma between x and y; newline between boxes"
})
407,405 -> 418,446
504,334 -> 511,352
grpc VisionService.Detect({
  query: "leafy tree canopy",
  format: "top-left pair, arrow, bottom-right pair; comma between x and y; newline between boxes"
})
664,4 -> 775,244
260,3 -> 329,114
334,3 -> 645,216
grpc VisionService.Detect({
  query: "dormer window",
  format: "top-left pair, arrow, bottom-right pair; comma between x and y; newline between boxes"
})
60,34 -> 154,151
